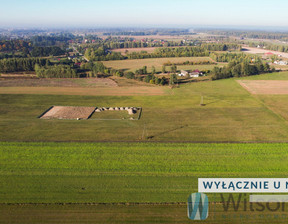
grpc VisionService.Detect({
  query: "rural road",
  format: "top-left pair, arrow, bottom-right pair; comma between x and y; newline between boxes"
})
72,45 -> 89,62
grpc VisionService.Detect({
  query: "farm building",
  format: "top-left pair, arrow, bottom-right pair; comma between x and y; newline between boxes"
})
178,70 -> 189,77
178,69 -> 203,78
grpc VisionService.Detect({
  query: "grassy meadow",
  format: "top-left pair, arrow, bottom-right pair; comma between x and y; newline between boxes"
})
2,70 -> 288,223
1,203 -> 287,224
1,142 -> 288,223
1,142 -> 288,204
1,72 -> 288,142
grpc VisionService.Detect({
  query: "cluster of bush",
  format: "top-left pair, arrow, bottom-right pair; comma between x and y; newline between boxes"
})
125,72 -> 168,85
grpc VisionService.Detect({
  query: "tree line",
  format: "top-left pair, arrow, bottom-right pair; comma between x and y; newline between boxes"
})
35,64 -> 78,78
30,46 -> 65,57
248,42 -> 288,53
211,59 -> 271,80
84,47 -> 125,61
163,60 -> 215,66
200,30 -> 288,42
0,58 -> 50,73
0,40 -> 30,52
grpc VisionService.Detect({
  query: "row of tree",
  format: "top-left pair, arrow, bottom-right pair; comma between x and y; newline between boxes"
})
0,57 -> 50,73
30,46 -> 65,57
78,36 -> 200,52
82,43 -> 240,61
248,42 -> 288,53
35,64 -> 78,78
210,52 -> 261,63
212,60 -> 271,80
163,60 -> 214,66
126,44 -> 240,60
201,30 -> 288,41
84,48 -> 125,61
0,40 -> 30,52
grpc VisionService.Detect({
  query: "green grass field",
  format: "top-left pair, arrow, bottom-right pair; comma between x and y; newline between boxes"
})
1,142 -> 288,223
1,73 -> 288,142
2,71 -> 288,223
1,203 -> 287,224
1,142 -> 288,204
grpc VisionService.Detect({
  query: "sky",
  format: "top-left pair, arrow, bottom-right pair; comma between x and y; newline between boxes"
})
1,0 -> 288,29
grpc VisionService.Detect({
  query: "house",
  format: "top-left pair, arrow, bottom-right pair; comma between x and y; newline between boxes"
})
190,72 -> 200,78
178,70 -> 203,78
189,69 -> 203,78
178,70 -> 188,77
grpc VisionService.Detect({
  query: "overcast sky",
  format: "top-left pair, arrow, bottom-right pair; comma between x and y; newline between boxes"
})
1,0 -> 288,29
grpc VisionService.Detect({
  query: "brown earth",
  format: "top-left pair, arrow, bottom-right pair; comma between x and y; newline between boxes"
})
237,80 -> 288,94
41,106 -> 96,119
0,78 -> 118,87
0,86 -> 167,96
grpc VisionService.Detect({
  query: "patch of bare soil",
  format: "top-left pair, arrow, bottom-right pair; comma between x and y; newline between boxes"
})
40,106 -> 96,119
0,78 -> 118,87
237,80 -> 288,94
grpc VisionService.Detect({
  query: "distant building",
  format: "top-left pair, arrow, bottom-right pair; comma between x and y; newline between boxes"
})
178,69 -> 203,78
178,70 -> 188,77
265,52 -> 274,56
274,61 -> 288,65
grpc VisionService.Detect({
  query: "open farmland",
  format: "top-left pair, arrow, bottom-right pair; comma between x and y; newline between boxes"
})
0,77 -> 118,87
2,66 -> 288,224
1,142 -> 288,223
0,86 -> 166,96
237,80 -> 288,94
1,203 -> 288,224
2,71 -> 288,142
102,57 -> 215,72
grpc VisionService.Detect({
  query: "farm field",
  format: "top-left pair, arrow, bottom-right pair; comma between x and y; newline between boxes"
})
237,80 -> 288,94
1,72 -> 288,142
102,57 -> 215,72
238,71 -> 288,80
2,70 -> 288,223
0,77 -> 118,88
0,86 -> 166,96
1,142 -> 288,223
1,203 -> 287,224
0,76 -> 154,87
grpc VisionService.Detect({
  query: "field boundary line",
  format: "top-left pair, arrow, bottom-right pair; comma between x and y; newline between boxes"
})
236,80 -> 288,123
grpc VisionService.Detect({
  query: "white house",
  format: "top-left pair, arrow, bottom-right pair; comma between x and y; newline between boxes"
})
178,70 -> 188,77
178,70 -> 203,78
